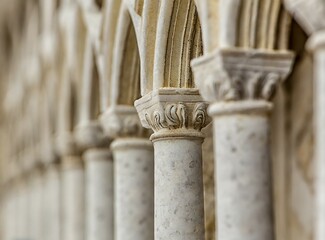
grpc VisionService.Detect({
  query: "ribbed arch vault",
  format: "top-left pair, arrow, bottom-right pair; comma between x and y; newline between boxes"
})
153,0 -> 203,89
110,5 -> 141,106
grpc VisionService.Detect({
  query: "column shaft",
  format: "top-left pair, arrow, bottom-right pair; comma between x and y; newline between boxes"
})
30,170 -> 44,240
84,149 -> 114,240
314,46 -> 325,240
112,138 -> 154,240
211,101 -> 273,240
153,136 -> 205,240
44,164 -> 62,240
62,156 -> 85,240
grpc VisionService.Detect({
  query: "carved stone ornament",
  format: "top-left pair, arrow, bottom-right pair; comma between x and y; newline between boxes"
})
134,88 -> 211,135
74,121 -> 110,151
56,131 -> 79,157
100,105 -> 150,139
191,49 -> 295,102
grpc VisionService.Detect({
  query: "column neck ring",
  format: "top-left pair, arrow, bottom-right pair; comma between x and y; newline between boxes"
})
150,129 -> 204,142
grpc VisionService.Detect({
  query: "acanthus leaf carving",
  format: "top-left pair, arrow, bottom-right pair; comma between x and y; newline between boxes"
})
191,49 -> 294,103
101,106 -> 151,139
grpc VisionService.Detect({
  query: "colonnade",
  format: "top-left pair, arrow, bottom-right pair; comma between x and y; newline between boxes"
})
0,0 -> 324,240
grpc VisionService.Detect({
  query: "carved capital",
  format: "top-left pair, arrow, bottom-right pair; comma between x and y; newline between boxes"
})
56,132 -> 79,157
307,30 -> 325,51
101,106 -> 150,139
74,121 -> 110,151
134,89 -> 211,139
191,49 -> 295,102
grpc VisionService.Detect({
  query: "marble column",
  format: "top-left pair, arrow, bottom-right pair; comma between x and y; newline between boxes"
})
74,121 -> 114,240
192,49 -> 294,240
29,167 -> 44,240
44,163 -> 62,240
84,148 -> 114,240
308,30 -> 325,240
62,155 -> 85,240
135,89 -> 210,240
103,106 -> 154,240
19,175 -> 29,239
8,179 -> 18,240
112,139 -> 154,240
57,130 -> 86,240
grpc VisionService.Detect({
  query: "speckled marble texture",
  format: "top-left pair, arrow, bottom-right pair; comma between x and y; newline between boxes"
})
112,138 -> 154,240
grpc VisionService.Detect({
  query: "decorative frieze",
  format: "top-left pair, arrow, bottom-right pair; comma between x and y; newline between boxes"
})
191,49 -> 295,102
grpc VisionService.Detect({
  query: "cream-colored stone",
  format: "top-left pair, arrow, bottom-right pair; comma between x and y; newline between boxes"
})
192,48 -> 294,240
135,88 -> 210,240
84,149 -> 114,240
212,101 -> 274,240
43,164 -> 62,240
0,1 -> 324,240
307,31 -> 325,240
62,156 -> 85,240
112,138 -> 154,240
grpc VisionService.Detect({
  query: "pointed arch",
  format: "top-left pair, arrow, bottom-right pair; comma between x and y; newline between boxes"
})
79,36 -> 101,126
140,0 -> 159,95
56,3 -> 90,146
109,4 -> 141,106
153,0 -> 203,89
194,0 -> 219,53
236,0 -> 291,50
216,0 -> 292,51
101,0 -> 123,110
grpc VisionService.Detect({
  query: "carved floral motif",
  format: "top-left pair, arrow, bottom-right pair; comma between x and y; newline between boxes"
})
136,89 -> 210,134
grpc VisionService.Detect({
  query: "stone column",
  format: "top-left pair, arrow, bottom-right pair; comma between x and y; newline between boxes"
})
8,179 -> 19,240
135,89 -> 210,240
308,31 -> 325,240
84,148 -> 114,240
44,163 -> 62,240
62,155 -> 85,240
75,122 -> 114,240
103,106 -> 154,240
57,131 -> 85,240
19,175 -> 29,239
192,49 -> 294,240
29,167 -> 45,240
